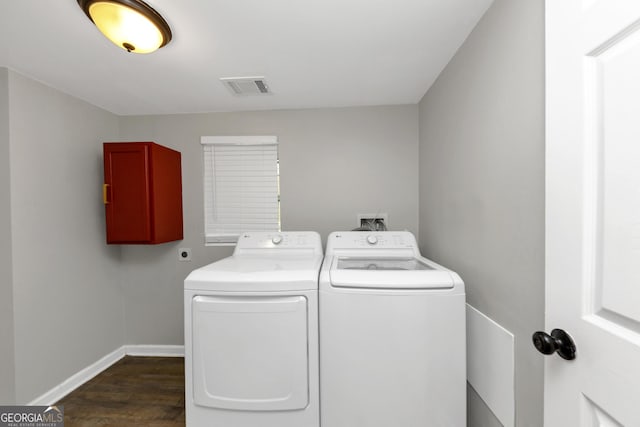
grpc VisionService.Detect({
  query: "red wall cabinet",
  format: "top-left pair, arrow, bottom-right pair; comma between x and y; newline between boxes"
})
103,142 -> 183,244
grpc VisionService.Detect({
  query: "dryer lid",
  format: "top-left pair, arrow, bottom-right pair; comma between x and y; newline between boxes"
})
185,254 -> 323,291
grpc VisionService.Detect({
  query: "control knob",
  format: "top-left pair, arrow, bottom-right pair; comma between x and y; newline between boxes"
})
367,235 -> 378,245
272,235 -> 283,245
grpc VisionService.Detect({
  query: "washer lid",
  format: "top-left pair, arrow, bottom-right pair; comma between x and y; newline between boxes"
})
330,256 -> 457,289
336,257 -> 434,271
185,254 -> 323,291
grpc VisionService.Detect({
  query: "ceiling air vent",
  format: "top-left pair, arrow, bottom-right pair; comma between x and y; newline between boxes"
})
220,77 -> 271,96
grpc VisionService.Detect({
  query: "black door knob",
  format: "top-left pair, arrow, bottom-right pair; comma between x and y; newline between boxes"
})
532,329 -> 576,360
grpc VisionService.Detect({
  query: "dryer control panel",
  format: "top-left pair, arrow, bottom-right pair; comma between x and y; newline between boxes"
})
235,231 -> 323,254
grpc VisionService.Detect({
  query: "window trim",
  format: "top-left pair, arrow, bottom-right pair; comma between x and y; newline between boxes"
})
201,135 -> 279,146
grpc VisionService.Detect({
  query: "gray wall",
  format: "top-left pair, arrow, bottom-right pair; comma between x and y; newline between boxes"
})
118,105 -> 419,344
7,70 -> 124,403
0,68 -> 16,404
418,1 -> 545,426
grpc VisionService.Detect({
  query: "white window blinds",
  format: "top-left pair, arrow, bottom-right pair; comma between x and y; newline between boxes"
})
202,136 -> 280,245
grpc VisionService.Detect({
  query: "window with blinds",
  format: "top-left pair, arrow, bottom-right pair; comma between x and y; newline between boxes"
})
201,136 -> 280,245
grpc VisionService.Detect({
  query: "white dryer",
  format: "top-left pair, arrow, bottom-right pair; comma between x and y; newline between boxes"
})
319,231 -> 466,427
184,232 -> 322,427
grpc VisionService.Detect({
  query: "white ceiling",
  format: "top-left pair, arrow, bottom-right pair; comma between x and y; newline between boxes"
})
0,0 -> 493,116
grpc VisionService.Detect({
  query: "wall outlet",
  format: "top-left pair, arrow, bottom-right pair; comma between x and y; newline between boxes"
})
357,213 -> 388,231
178,248 -> 192,261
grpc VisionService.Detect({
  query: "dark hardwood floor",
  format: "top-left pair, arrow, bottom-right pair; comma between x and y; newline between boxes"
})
56,356 -> 185,427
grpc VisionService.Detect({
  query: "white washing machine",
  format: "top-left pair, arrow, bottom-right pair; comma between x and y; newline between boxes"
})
184,231 -> 322,427
319,231 -> 466,427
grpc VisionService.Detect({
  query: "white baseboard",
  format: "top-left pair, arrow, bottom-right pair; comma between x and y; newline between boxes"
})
123,344 -> 184,357
28,344 -> 185,406
28,346 -> 126,406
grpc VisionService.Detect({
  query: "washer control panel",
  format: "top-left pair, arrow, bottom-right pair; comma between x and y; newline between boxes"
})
328,231 -> 417,250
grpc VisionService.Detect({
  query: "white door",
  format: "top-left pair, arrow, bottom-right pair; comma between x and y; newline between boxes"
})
545,0 -> 640,425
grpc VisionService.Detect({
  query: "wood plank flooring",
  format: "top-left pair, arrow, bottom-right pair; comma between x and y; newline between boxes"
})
56,356 -> 185,427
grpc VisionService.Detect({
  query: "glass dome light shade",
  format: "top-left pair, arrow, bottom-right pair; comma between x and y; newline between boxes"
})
78,0 -> 172,54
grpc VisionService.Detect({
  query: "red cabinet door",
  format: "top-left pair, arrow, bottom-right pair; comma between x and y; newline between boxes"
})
103,142 -> 182,244
148,142 -> 184,243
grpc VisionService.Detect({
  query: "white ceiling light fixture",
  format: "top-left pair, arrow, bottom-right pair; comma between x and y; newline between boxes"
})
77,0 -> 172,54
